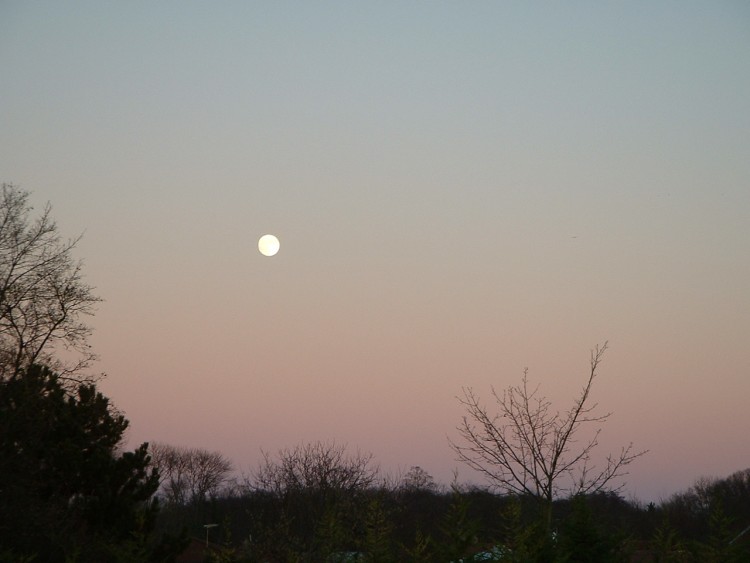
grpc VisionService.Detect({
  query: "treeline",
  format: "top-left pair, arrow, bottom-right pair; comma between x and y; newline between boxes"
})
151,442 -> 750,562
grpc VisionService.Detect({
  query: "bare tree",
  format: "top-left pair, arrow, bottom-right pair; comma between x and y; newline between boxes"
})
247,441 -> 380,559
0,184 -> 101,381
150,442 -> 191,505
252,441 -> 379,497
186,447 -> 234,503
149,443 -> 233,504
450,343 -> 646,529
399,465 -> 439,493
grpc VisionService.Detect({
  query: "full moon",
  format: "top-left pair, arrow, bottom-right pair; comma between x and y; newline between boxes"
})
258,234 -> 280,257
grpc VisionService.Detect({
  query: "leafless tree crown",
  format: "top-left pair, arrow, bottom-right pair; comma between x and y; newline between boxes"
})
251,441 -> 379,496
149,442 -> 233,504
399,465 -> 439,493
0,184 -> 101,381
451,343 -> 646,504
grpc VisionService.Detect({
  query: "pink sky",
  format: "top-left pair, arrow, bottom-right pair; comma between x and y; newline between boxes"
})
2,2 -> 749,502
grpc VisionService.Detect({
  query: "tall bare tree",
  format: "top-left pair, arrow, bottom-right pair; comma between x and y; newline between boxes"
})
149,442 -> 233,504
451,343 -> 646,529
0,184 -> 100,381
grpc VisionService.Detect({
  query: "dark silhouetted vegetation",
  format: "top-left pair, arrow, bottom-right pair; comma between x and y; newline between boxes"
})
451,343 -> 647,535
150,453 -> 750,562
0,364 -> 185,562
0,184 -> 101,382
150,442 -> 234,505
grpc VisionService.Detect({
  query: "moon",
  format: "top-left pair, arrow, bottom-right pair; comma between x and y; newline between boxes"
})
258,234 -> 280,257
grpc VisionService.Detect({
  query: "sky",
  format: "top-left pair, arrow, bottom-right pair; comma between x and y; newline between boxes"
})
1,1 -> 749,502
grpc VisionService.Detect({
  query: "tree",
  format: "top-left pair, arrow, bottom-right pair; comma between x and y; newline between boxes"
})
248,441 -> 380,559
0,184 -> 101,382
253,441 -> 379,497
400,466 -> 438,493
436,484 -> 482,562
451,343 -> 646,530
150,442 -> 233,505
0,364 -> 181,561
659,469 -> 750,560
556,495 -> 620,562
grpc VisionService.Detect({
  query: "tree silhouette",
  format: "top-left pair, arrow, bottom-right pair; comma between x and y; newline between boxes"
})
150,442 -> 233,505
451,343 -> 646,530
0,364 -> 180,561
0,184 -> 100,382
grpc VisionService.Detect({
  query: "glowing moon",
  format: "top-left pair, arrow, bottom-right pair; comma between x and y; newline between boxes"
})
258,234 -> 280,257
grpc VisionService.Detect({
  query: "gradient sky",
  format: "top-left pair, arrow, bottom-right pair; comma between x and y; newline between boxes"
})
2,2 -> 749,502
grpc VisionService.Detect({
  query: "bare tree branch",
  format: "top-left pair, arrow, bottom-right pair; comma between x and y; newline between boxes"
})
149,442 -> 233,504
249,441 -> 379,498
0,184 -> 101,382
450,343 -> 647,528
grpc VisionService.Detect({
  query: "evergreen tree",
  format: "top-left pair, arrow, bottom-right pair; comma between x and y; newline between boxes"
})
437,486 -> 481,562
694,500 -> 748,563
557,495 -> 620,563
0,364 -> 183,561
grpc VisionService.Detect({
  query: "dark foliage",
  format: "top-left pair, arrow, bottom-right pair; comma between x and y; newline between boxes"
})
150,466 -> 750,562
0,364 -> 185,561
656,469 -> 750,561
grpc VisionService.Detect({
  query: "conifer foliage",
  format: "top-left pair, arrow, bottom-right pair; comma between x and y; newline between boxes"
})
0,365 -> 178,561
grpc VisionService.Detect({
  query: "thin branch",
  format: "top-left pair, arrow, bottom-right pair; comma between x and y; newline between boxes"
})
451,343 -> 647,507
